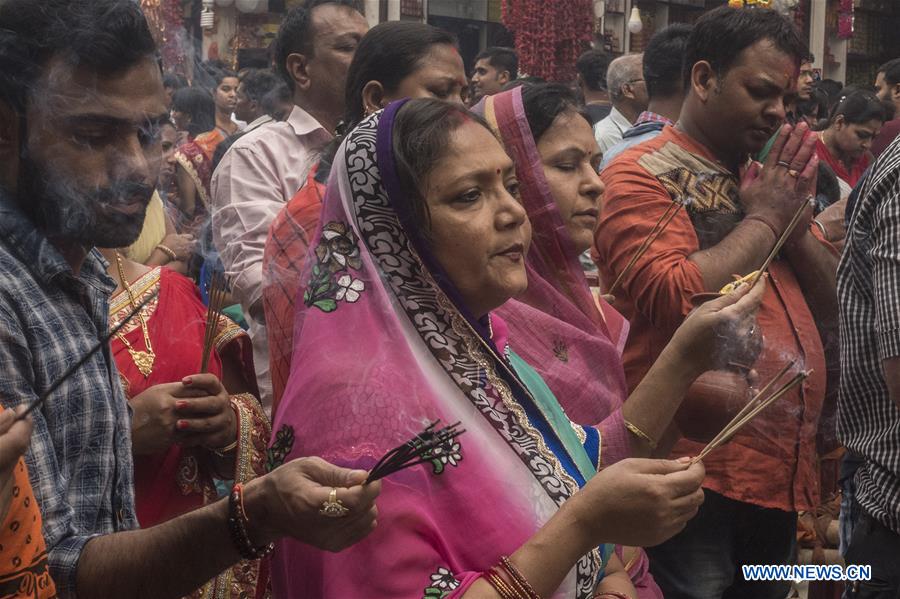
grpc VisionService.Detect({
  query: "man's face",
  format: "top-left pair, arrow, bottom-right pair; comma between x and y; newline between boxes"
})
305,4 -> 368,115
234,81 -> 256,123
797,61 -> 814,101
875,71 -> 899,110
698,39 -> 797,157
471,58 -> 507,102
14,55 -> 168,248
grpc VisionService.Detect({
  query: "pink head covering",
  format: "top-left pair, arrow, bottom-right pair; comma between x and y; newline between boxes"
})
271,100 -> 607,598
475,87 -> 662,599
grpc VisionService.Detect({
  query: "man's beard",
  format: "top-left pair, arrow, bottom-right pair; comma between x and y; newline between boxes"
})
16,153 -> 154,249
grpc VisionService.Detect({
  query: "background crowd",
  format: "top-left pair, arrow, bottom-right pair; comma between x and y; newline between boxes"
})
1,0 -> 900,598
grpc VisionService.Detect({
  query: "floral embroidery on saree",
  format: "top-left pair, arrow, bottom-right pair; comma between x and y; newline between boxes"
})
304,222 -> 366,312
423,567 -> 460,598
428,439 -> 462,475
267,424 -> 295,471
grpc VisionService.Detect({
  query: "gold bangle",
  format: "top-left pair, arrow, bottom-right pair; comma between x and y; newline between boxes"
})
812,218 -> 829,241
624,419 -> 657,450
212,439 -> 238,457
155,244 -> 178,261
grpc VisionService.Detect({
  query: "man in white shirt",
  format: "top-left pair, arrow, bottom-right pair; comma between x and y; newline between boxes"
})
212,0 -> 368,411
593,53 -> 648,155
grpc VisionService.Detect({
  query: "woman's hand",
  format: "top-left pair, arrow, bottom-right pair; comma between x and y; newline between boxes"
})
562,457 -> 706,550
172,374 -> 237,451
159,233 -> 195,262
670,279 -> 766,376
129,383 -> 182,455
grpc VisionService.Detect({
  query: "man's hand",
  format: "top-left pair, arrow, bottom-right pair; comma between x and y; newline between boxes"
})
0,408 -> 33,522
246,457 -> 381,552
740,123 -> 818,237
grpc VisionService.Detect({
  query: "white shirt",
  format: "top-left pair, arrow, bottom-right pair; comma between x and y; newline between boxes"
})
593,106 -> 633,155
211,105 -> 332,410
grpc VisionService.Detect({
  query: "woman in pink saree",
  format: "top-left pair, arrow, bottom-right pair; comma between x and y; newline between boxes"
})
480,84 -> 715,597
271,99 -> 762,598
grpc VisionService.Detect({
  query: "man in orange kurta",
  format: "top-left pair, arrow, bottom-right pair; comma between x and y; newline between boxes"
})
594,7 -> 839,599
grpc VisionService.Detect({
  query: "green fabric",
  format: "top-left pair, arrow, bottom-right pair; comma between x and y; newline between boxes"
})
506,348 -> 597,482
223,304 -> 248,330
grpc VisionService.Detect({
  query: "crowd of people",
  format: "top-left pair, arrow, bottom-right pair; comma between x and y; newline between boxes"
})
0,0 -> 899,598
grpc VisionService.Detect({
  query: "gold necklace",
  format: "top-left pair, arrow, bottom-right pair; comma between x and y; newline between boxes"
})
114,252 -> 156,377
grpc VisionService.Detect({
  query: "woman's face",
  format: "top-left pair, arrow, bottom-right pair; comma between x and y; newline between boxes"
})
831,117 -> 882,160
171,109 -> 190,132
535,109 -> 605,254
364,44 -> 468,114
391,44 -> 468,105
214,76 -> 239,114
422,120 -> 531,318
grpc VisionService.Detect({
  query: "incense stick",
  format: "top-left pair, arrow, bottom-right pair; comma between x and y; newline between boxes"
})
605,200 -> 683,299
697,361 -> 795,455
16,290 -> 160,421
200,271 -> 228,373
365,420 -> 466,484
749,198 -> 812,290
692,369 -> 809,463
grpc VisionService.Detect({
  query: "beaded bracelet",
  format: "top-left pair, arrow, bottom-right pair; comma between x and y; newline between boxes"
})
485,568 -> 518,599
499,556 -> 541,599
227,483 -> 274,560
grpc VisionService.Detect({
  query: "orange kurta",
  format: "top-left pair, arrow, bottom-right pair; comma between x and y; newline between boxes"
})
594,125 -> 828,513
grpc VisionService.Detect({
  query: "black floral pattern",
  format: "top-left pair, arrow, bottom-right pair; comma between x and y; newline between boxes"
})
266,424 -> 295,471
304,222 -> 365,313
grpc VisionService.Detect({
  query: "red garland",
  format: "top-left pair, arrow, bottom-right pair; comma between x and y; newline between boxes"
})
502,0 -> 594,82
141,0 -> 188,76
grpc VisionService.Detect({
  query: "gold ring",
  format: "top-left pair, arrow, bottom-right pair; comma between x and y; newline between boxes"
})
776,160 -> 791,168
319,487 -> 349,518
787,169 -> 800,178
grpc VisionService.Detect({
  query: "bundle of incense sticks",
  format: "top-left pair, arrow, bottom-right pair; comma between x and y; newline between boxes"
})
749,197 -> 813,290
365,420 -> 465,484
200,271 -> 228,373
16,290 -> 159,421
691,362 -> 809,463
604,199 -> 683,301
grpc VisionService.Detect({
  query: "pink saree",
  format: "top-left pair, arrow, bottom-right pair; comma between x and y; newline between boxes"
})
271,101 -> 611,598
476,87 -> 660,599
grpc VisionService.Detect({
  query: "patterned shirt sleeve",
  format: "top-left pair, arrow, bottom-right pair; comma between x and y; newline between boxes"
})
871,173 -> 900,360
0,301 -> 96,596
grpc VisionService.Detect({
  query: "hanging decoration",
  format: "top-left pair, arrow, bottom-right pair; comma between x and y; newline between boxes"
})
140,0 -> 188,76
836,0 -> 854,39
502,0 -> 593,82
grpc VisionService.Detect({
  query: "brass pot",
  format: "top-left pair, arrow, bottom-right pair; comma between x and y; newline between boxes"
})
676,369 -> 751,443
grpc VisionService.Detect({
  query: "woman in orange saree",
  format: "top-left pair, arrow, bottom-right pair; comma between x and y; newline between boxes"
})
102,249 -> 270,599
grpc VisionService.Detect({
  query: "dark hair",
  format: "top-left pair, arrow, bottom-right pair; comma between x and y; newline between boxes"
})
683,6 -> 805,89
392,99 -> 495,237
261,82 -> 292,119
521,83 -> 591,142
0,0 -> 158,113
816,78 -> 844,112
644,24 -> 692,100
274,0 -> 363,91
240,69 -> 281,103
501,76 -> 546,92
475,47 -> 518,80
830,89 -> 887,126
878,58 -> 900,87
576,49 -> 611,92
163,72 -> 189,91
172,87 -> 216,137
343,21 -> 457,131
796,88 -> 829,124
803,52 -> 816,64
